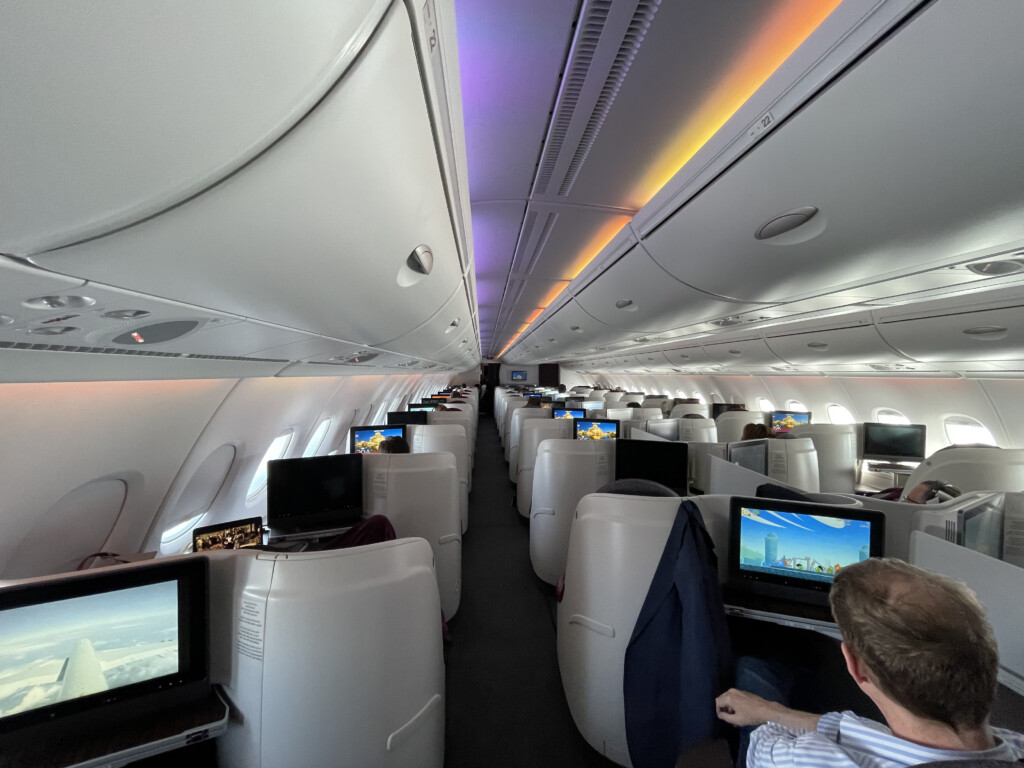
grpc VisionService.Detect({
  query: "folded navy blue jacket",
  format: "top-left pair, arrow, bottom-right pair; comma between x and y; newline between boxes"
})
623,500 -> 733,768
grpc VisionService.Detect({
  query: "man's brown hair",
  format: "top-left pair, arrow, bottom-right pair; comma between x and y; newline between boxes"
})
829,557 -> 998,730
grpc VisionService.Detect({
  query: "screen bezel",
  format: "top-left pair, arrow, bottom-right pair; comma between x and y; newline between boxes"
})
192,516 -> 263,552
727,439 -> 770,475
0,558 -> 208,734
769,410 -> 813,435
572,418 -> 620,441
387,411 -> 428,426
614,439 -> 689,495
861,422 -> 927,462
728,496 -> 885,597
349,424 -> 408,454
267,454 -> 363,526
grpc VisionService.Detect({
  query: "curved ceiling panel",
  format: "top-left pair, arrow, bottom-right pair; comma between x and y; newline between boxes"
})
1,0 -> 387,253
641,2 -> 1024,304
31,4 -> 462,350
572,245 -> 758,334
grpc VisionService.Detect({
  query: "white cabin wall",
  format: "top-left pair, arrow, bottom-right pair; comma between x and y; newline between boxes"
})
0,379 -> 236,577
557,367 -> 593,389
591,373 -> 1024,456
0,372 -> 454,576
148,372 -> 454,554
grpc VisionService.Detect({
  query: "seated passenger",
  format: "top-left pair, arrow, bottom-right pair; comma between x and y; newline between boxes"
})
378,435 -> 411,454
523,398 -> 542,408
626,401 -> 642,408
715,558 -> 1024,767
902,479 -> 962,504
740,423 -> 769,440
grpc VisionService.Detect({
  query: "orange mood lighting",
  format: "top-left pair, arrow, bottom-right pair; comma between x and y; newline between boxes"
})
496,0 -> 842,357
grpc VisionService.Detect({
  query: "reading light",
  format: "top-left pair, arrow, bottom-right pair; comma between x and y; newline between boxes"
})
966,259 -> 1024,276
23,295 -> 96,310
102,309 -> 151,320
28,325 -> 78,335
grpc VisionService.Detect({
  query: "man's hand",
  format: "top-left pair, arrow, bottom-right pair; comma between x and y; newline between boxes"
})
715,688 -> 780,727
716,688 -> 822,732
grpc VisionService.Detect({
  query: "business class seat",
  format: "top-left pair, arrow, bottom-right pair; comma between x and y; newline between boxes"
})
508,407 -> 554,482
903,445 -> 1024,494
362,453 -> 462,618
529,440 -> 615,584
604,391 -> 626,406
208,539 -> 444,768
767,437 -> 820,493
714,411 -> 767,443
517,419 -> 573,516
557,493 -> 731,767
789,424 -> 858,493
501,397 -> 527,449
679,417 -> 717,443
641,397 -> 672,416
637,407 -> 664,421
427,410 -> 475,458
409,424 -> 471,533
571,386 -> 594,395
669,403 -> 710,419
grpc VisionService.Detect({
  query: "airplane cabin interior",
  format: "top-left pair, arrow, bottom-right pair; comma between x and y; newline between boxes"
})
1,1 -> 1023,766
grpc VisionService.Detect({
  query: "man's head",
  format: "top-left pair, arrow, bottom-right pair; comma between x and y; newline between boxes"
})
523,398 -> 542,408
829,558 -> 998,731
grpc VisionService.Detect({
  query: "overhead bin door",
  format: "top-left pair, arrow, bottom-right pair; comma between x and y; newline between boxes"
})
1,0 -> 386,254
765,320 -> 905,365
572,246 -> 757,333
640,2 -> 1024,305
876,304 -> 1024,363
30,3 -> 465,351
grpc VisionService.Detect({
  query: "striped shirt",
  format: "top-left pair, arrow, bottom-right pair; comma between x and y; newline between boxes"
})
747,710 -> 1024,767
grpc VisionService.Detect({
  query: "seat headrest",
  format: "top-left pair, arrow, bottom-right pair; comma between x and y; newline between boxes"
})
595,478 -> 679,497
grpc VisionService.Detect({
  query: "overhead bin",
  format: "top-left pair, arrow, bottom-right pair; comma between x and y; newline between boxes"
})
657,345 -> 716,370
522,299 -> 635,357
701,335 -> 785,368
875,301 -> 1024,363
571,245 -> 754,333
639,2 -> 1024,305
764,318 -> 905,366
377,283 -> 473,359
29,3 -> 467,352
0,0 -> 387,254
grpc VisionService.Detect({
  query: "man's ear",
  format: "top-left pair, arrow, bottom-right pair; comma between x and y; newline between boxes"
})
841,642 -> 870,686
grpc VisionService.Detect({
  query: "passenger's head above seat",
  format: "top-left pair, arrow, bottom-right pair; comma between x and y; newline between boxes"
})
378,435 -> 411,454
830,557 -> 998,731
740,423 -> 769,440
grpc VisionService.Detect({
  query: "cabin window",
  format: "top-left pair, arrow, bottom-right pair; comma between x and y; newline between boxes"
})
943,415 -> 997,446
692,392 -> 706,404
874,408 -> 909,425
302,419 -> 332,458
711,393 -> 723,403
826,404 -> 856,425
787,400 -> 808,413
246,431 -> 294,501
162,514 -> 206,544
757,397 -> 775,413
